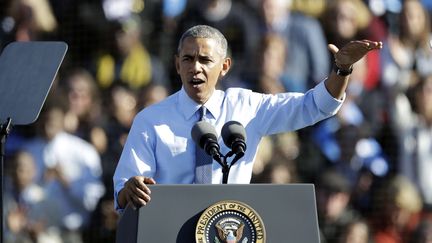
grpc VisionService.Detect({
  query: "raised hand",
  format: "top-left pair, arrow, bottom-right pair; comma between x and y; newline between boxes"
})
328,40 -> 383,69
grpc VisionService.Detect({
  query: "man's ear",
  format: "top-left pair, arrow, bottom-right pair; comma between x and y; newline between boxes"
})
220,57 -> 232,77
175,55 -> 180,74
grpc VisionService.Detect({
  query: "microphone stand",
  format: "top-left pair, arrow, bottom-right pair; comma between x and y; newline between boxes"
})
212,151 -> 244,184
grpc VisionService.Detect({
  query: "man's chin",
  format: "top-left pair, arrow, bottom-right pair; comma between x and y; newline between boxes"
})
185,86 -> 213,104
193,93 -> 209,104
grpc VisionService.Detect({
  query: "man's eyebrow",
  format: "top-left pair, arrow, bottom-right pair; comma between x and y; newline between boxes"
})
181,53 -> 193,58
198,54 -> 214,60
181,53 -> 214,60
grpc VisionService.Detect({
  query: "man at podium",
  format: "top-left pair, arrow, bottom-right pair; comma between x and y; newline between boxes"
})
113,24 -> 382,213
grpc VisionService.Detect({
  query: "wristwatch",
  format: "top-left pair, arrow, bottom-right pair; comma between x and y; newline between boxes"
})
333,64 -> 353,76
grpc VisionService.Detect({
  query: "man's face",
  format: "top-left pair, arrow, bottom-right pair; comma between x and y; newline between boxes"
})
176,37 -> 231,104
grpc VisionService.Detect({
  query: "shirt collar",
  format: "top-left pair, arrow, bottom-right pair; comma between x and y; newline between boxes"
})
177,87 -> 223,121
204,89 -> 222,120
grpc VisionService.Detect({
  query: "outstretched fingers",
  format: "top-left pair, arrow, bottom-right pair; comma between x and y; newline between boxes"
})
331,40 -> 383,67
358,40 -> 383,51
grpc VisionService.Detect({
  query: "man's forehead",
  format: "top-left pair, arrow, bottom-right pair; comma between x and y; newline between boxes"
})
179,37 -> 219,55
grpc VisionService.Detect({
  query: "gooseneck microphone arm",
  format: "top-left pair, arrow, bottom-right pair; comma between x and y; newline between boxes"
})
219,148 -> 247,183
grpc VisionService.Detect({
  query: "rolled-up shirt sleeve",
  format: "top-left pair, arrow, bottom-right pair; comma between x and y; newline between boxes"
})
252,79 -> 345,136
312,79 -> 345,115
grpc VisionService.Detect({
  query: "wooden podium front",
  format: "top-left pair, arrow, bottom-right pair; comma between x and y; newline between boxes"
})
116,184 -> 320,243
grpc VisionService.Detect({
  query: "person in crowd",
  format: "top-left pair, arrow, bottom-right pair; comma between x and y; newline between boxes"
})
370,175 -> 423,243
4,150 -> 62,243
100,84 -> 139,192
243,33 -> 298,183
112,24 -> 382,212
94,14 -> 168,91
379,0 -> 432,193
316,169 -> 363,243
83,83 -> 140,243
62,68 -> 107,154
290,0 -> 327,18
320,0 -> 387,133
0,0 -> 57,44
380,0 -> 432,93
137,83 -> 169,110
253,0 -> 337,183
256,0 -> 330,92
252,132 -> 300,184
390,74 -> 432,209
22,98 -> 105,243
321,0 -> 382,95
337,218 -> 371,243
260,161 -> 297,184
241,32 -> 287,93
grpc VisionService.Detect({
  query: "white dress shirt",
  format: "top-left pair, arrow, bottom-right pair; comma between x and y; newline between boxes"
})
113,81 -> 344,210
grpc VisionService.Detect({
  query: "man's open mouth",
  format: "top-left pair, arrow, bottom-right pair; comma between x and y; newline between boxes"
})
190,78 -> 205,86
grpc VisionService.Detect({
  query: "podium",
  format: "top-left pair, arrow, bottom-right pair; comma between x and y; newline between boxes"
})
116,184 -> 321,243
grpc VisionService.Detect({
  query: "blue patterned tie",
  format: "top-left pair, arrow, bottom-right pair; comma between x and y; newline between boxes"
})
194,106 -> 213,184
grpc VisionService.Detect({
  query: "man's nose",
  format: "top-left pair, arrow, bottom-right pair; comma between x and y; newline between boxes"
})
191,60 -> 203,73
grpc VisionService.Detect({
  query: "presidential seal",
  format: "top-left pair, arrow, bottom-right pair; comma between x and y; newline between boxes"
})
195,200 -> 266,243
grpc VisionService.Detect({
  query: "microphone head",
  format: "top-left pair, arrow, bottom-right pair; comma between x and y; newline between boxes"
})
191,121 -> 218,149
221,121 -> 247,149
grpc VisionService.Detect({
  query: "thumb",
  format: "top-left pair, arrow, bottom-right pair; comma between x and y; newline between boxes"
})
144,177 -> 157,184
328,44 -> 339,55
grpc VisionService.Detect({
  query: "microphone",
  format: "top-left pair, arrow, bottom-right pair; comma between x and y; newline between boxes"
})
221,121 -> 247,157
191,121 -> 221,160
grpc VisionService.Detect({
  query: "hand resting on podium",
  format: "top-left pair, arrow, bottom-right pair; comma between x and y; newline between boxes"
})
118,176 -> 156,209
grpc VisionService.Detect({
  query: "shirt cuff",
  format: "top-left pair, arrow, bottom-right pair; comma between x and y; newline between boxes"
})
313,80 -> 345,115
114,183 -> 126,214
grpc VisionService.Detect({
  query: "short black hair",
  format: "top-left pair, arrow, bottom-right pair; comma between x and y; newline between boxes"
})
177,25 -> 228,58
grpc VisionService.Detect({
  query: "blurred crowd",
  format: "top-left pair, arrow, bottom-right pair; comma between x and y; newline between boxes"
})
1,0 -> 432,242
